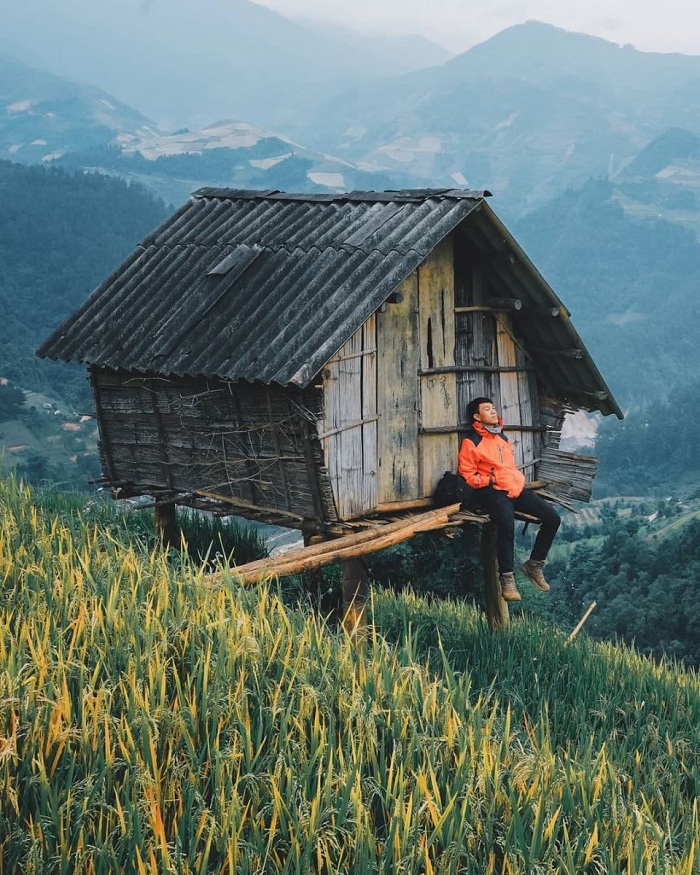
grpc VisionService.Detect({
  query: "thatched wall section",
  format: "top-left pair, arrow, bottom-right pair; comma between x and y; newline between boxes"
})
92,368 -> 337,524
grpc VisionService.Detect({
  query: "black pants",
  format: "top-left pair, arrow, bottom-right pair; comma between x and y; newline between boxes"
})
476,487 -> 561,574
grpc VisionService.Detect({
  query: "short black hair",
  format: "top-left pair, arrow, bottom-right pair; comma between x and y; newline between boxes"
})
467,396 -> 492,421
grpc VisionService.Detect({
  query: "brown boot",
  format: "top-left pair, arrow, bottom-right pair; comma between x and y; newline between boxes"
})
520,558 -> 550,592
499,572 -> 521,602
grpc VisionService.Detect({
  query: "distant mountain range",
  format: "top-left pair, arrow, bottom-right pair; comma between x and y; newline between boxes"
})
0,52 -> 415,204
3,15 -> 700,410
5,19 -> 700,220
0,54 -> 159,163
1,0 -> 451,133
300,21 -> 700,216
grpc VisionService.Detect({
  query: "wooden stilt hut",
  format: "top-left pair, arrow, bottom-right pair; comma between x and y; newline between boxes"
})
38,188 -> 621,626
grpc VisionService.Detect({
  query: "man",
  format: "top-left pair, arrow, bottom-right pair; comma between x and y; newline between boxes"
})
458,397 -> 561,602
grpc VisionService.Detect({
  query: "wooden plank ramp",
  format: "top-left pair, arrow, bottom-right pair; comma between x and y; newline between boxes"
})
206,503 -> 490,586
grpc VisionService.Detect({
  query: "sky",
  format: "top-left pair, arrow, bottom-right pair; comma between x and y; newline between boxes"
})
251,0 -> 700,55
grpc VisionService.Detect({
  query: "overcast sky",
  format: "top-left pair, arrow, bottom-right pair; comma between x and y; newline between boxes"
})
251,0 -> 700,55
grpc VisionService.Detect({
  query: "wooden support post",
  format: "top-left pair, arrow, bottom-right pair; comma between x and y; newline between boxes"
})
154,502 -> 180,550
481,522 -> 509,630
342,557 -> 368,636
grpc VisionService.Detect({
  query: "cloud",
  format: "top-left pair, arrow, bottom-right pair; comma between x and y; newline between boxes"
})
139,0 -> 156,14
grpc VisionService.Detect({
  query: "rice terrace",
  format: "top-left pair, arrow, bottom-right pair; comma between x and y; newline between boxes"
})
1,477 -> 699,873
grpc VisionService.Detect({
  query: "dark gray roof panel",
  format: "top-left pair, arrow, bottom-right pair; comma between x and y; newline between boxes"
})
37,188 -> 620,417
38,190 -> 479,385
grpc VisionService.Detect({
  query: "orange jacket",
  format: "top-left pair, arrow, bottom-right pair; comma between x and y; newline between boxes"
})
458,418 -> 525,499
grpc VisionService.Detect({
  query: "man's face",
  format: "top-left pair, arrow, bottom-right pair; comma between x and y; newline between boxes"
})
475,401 -> 499,425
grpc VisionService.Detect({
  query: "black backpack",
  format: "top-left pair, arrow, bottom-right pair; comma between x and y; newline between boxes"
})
432,471 -> 474,510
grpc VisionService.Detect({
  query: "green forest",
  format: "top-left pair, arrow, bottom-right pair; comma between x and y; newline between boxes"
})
0,159 -> 167,404
514,178 -> 700,403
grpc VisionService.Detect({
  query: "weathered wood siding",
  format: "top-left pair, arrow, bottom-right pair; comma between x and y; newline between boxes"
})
320,316 -> 378,518
92,368 -> 336,523
417,237 -> 458,496
455,237 -> 540,477
376,272 -> 420,503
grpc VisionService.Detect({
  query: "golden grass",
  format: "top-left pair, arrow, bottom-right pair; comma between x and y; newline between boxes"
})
0,477 -> 699,873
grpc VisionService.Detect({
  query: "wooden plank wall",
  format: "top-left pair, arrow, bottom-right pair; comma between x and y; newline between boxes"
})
376,273 -> 420,503
495,317 -> 535,477
455,253 -> 500,432
321,316 -> 377,518
417,237 -> 458,497
92,369 -> 336,523
455,240 -> 539,475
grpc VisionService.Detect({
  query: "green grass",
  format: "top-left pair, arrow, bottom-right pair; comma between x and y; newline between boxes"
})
1,476 -> 699,873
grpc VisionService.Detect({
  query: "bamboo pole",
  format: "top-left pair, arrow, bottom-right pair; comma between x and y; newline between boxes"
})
217,503 -> 462,578
208,504 -> 460,585
568,601 -> 597,641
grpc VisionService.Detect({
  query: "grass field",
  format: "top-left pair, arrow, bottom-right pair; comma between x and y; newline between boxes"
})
1,477 -> 699,873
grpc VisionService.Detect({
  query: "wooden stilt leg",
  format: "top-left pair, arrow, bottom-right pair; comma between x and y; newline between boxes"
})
342,557 -> 368,636
482,522 -> 509,630
154,502 -> 180,550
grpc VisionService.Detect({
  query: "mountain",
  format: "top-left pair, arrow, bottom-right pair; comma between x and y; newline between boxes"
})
1,52 -> 415,205
612,128 -> 700,236
295,20 -> 454,73
1,0 -> 444,133
0,53 -> 161,164
301,21 -> 700,216
56,119 -> 417,206
513,177 -> 700,404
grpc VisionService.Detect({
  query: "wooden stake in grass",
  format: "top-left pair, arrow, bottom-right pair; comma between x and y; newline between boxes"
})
568,600 -> 597,641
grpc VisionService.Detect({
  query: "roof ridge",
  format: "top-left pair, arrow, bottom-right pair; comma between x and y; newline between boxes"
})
192,187 -> 491,203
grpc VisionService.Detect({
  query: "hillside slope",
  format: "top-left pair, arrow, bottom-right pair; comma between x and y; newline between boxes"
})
1,477 -> 699,872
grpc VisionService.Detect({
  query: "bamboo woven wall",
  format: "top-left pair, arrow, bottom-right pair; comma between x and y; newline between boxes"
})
92,368 -> 337,523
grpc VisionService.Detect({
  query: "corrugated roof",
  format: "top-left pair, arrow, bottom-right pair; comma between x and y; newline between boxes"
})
37,187 -> 621,418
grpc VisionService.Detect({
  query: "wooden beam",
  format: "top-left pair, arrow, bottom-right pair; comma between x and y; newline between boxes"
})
419,424 -> 547,435
326,348 -> 377,364
155,502 -> 180,550
207,504 -> 461,585
532,306 -> 563,317
316,416 -> 379,441
481,523 -> 508,630
419,365 -> 535,376
486,296 -> 522,311
195,489 -> 306,523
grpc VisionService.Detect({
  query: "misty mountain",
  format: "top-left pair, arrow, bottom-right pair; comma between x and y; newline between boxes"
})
2,0 -> 443,133
295,20 -> 454,74
612,128 -> 700,237
56,120 -> 416,206
1,52 -> 413,204
514,177 -> 700,403
0,53 -> 161,164
301,21 -> 700,215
